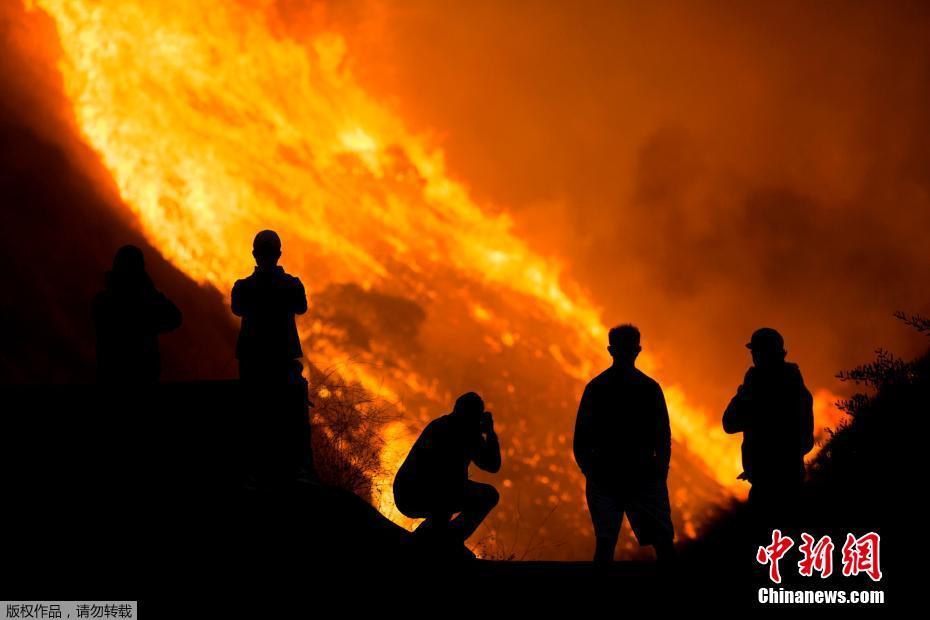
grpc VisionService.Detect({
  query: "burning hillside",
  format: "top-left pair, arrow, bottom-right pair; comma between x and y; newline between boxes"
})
17,0 -> 855,558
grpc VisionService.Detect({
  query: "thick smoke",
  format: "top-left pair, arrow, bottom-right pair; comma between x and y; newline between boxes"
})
309,0 -> 930,412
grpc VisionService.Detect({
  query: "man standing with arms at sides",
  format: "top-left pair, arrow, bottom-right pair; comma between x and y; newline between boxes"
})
574,324 -> 675,566
231,230 -> 308,385
723,328 -> 814,529
232,230 -> 311,485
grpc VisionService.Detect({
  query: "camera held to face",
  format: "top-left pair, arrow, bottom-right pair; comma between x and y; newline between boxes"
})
479,411 -> 494,435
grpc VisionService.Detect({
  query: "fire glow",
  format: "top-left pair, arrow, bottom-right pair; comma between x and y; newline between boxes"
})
30,0 -> 840,557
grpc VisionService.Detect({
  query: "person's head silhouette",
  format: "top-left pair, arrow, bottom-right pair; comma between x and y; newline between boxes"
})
746,327 -> 787,368
252,230 -> 282,268
113,244 -> 145,276
608,324 -> 641,368
453,391 -> 485,426
107,245 -> 149,291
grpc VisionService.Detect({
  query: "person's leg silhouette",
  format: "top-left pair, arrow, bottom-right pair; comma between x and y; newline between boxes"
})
586,479 -> 623,565
448,481 -> 499,541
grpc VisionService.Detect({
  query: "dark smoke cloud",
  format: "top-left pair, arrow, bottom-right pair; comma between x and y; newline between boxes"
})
312,0 -> 930,412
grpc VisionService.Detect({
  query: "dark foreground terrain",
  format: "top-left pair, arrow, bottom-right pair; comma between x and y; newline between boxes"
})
1,371 -> 909,611
0,382 -> 717,607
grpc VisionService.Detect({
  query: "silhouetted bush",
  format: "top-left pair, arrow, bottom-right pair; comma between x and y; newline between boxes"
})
805,312 -> 928,528
307,366 -> 397,501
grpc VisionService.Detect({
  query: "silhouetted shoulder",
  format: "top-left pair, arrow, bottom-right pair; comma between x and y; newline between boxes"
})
420,416 -> 442,436
426,413 -> 454,435
232,275 -> 253,289
588,366 -> 658,386
585,367 -> 662,397
632,367 -> 661,389
414,415 -> 447,448
585,367 -> 613,389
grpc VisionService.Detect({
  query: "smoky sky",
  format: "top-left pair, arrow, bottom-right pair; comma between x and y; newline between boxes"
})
298,0 -> 930,411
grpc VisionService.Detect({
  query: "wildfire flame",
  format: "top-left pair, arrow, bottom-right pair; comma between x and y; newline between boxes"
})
29,0 -> 840,557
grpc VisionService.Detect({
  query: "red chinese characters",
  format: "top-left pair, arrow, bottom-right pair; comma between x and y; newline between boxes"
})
756,529 -> 795,583
757,530 -> 882,583
841,532 -> 882,582
798,533 -> 834,578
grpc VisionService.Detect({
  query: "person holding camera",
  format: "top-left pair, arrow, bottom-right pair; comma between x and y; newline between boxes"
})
93,245 -> 182,384
393,392 -> 501,558
723,327 -> 814,529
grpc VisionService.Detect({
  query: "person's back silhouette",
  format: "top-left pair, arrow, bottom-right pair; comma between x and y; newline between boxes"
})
393,392 -> 501,559
723,328 -> 814,526
92,245 -> 182,384
573,324 -> 675,565
231,230 -> 307,383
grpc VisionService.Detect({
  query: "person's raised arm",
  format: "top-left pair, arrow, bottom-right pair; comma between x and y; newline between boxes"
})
723,369 -> 753,434
475,417 -> 501,473
153,292 -> 182,333
573,384 -> 595,477
655,385 -> 671,478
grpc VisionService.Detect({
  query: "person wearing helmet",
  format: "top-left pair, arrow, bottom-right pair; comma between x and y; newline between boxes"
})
393,392 -> 501,559
723,327 -> 814,526
231,230 -> 308,384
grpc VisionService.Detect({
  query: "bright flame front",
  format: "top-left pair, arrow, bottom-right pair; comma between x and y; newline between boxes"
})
31,0 -> 822,558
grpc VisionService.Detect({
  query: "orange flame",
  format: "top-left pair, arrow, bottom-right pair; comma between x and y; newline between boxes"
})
30,0 -> 842,552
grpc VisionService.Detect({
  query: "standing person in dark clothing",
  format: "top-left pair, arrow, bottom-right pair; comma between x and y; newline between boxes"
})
232,230 -> 312,486
393,392 -> 501,558
574,324 -> 675,565
231,230 -> 308,384
93,245 -> 182,384
723,328 -> 814,527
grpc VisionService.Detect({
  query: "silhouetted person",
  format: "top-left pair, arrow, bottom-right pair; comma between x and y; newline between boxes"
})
232,230 -> 313,487
574,324 -> 675,565
232,230 -> 307,384
93,245 -> 182,383
723,328 -> 814,527
393,392 -> 501,558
